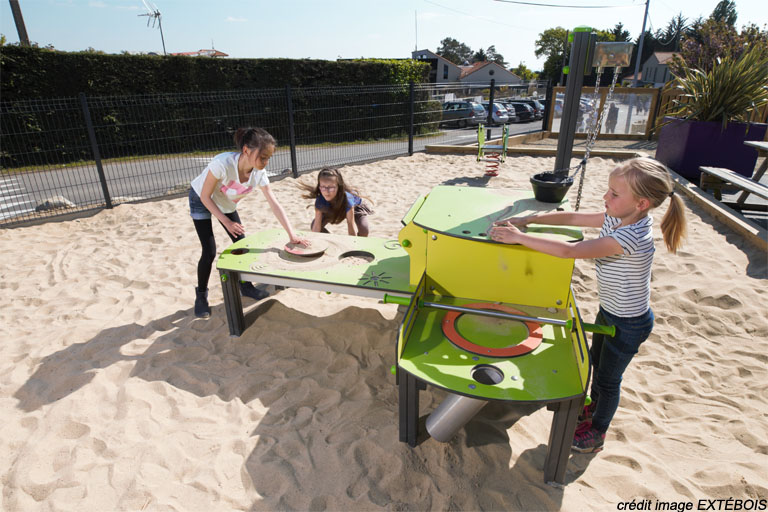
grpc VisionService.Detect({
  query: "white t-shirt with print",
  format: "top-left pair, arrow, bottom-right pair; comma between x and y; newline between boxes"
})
190,152 -> 269,214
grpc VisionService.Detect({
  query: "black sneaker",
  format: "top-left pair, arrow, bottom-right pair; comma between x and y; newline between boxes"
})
194,287 -> 211,318
240,282 -> 270,301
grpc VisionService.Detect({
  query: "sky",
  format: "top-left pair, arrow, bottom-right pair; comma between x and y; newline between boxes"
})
1,0 -> 766,71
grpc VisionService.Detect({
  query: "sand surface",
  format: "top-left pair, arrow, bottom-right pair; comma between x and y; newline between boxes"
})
1,153 -> 766,511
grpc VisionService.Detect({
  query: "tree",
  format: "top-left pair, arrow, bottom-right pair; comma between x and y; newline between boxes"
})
711,0 -> 737,27
610,23 -> 630,42
473,48 -> 487,62
671,19 -> 768,75
486,45 -> 506,67
534,27 -> 569,82
436,37 -> 473,65
512,62 -> 537,81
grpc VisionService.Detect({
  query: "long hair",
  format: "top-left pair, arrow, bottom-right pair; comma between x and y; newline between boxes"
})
298,168 -> 367,225
612,157 -> 687,253
233,127 -> 276,153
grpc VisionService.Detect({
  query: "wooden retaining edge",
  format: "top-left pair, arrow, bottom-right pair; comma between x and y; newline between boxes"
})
669,169 -> 767,251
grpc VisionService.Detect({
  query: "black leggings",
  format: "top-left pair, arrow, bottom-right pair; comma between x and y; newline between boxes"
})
193,211 -> 243,290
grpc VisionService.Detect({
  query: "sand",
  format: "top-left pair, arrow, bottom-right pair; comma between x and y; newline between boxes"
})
1,153 -> 766,511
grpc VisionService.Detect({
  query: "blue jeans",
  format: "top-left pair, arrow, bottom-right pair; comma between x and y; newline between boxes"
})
589,306 -> 654,432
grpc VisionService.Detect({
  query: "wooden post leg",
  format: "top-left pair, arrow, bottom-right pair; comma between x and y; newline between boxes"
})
220,269 -> 244,337
544,396 -> 583,484
398,370 -> 419,447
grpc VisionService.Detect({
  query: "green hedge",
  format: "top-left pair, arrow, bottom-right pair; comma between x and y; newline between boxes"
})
0,46 -> 429,99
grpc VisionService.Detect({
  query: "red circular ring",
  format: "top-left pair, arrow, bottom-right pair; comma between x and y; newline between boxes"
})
441,302 -> 543,357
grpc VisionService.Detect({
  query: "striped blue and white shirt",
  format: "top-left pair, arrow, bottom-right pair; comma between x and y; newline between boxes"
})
595,215 -> 655,317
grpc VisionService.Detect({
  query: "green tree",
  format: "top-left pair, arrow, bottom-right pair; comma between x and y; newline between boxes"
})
473,48 -> 487,62
610,23 -> 630,42
711,0 -> 737,27
486,45 -> 506,66
436,37 -> 473,65
534,27 -> 569,82
512,62 -> 537,81
671,19 -> 768,75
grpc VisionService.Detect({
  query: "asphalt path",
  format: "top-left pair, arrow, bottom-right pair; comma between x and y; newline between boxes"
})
0,122 -> 541,223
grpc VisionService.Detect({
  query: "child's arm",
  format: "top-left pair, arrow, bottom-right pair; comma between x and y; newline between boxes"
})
311,208 -> 324,233
489,224 -> 622,259
199,170 -> 245,237
346,208 -> 356,236
495,211 -> 605,229
260,184 -> 307,245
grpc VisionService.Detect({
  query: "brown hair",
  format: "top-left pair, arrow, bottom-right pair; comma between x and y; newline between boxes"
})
612,157 -> 687,253
298,168 -> 369,225
233,127 -> 276,153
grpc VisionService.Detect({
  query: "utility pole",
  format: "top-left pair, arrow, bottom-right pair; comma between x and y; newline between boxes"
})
632,0 -> 650,87
8,0 -> 30,46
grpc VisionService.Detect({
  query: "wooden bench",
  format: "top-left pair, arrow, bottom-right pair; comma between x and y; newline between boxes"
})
699,166 -> 768,211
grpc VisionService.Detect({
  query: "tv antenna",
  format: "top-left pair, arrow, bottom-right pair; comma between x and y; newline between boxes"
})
138,0 -> 167,55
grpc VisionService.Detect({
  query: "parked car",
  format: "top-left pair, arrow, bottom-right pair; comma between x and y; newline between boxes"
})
441,101 -> 486,128
505,102 -> 536,123
515,99 -> 545,120
480,102 -> 510,125
494,102 -> 519,123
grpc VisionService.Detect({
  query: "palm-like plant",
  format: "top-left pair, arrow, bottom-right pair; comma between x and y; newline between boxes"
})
665,45 -> 768,130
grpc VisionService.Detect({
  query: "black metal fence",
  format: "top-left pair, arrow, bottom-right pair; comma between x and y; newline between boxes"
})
0,81 -> 546,227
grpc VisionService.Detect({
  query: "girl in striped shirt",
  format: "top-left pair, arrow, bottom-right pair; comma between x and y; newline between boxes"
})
489,157 -> 687,453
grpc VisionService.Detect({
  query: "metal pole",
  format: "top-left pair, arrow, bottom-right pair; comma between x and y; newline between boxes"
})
420,300 -> 568,327
558,30 -> 569,86
285,85 -> 299,178
78,93 -> 113,209
486,78 -> 495,141
632,0 -> 650,87
8,0 -> 30,46
554,29 -> 592,175
157,16 -> 167,56
408,82 -> 415,156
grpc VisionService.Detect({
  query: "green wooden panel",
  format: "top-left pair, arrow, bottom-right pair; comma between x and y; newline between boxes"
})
411,185 -> 582,242
217,229 -> 413,294
398,295 -> 586,402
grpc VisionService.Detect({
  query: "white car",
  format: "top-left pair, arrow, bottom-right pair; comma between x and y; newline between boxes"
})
480,102 -> 510,125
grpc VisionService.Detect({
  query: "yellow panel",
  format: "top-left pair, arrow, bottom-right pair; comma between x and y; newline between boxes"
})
397,272 -> 426,360
398,222 -> 427,288
567,288 -> 591,391
424,230 -> 574,308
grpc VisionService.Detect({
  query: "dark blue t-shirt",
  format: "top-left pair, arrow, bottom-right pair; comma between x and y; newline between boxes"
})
315,191 -> 361,212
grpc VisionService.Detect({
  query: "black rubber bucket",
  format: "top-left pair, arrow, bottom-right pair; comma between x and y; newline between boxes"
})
530,172 -> 574,203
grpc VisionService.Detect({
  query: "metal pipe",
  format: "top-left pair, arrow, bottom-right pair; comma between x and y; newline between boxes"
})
421,300 -> 568,327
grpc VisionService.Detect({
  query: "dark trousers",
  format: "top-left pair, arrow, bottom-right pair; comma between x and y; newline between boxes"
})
193,212 -> 243,290
589,306 -> 654,432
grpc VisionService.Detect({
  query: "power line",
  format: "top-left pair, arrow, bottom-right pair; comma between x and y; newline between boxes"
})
423,0 -> 527,29
495,0 -> 640,8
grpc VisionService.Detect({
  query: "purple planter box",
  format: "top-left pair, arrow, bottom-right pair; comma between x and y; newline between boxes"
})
655,117 -> 767,181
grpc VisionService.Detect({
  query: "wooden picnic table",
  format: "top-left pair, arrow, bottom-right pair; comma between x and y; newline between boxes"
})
742,141 -> 768,206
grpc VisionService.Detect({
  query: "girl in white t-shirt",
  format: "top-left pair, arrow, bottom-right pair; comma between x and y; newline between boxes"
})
489,157 -> 687,454
189,127 -> 306,318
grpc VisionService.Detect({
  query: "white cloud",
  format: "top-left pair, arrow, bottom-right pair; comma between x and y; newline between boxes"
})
226,16 -> 248,22
89,1 -> 106,7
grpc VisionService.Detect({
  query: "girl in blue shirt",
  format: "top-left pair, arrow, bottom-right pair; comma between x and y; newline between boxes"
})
300,168 -> 373,236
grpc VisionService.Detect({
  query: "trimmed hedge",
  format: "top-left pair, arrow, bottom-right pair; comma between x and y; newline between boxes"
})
0,46 -> 429,99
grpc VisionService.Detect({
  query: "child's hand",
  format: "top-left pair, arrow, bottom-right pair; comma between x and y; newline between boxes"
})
489,225 -> 522,244
290,235 -> 311,247
493,216 -> 530,227
226,219 -> 246,237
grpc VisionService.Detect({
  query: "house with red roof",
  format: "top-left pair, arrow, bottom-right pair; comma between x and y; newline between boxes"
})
170,49 -> 229,58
